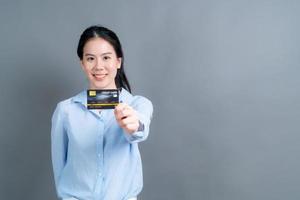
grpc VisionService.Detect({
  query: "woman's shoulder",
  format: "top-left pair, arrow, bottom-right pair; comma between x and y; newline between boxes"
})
131,95 -> 152,106
53,97 -> 73,113
121,88 -> 153,109
53,91 -> 83,113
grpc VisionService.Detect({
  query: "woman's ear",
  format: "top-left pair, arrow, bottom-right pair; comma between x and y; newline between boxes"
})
117,57 -> 122,69
80,60 -> 85,70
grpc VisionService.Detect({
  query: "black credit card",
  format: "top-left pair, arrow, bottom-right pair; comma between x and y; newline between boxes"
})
87,89 -> 119,109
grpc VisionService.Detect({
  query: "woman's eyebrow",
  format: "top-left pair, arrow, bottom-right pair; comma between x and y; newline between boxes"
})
84,53 -> 96,57
84,52 -> 113,56
101,52 -> 113,56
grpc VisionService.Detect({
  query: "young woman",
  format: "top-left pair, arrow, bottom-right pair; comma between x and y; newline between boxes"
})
51,26 -> 153,200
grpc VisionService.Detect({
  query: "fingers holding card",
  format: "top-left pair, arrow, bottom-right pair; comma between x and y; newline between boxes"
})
114,103 -> 139,134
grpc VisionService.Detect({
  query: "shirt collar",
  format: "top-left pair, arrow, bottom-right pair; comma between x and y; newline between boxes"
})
71,89 -> 86,105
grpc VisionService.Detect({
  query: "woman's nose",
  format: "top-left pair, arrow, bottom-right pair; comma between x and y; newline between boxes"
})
94,58 -> 104,70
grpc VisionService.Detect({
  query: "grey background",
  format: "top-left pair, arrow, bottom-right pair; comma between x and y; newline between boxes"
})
0,0 -> 299,199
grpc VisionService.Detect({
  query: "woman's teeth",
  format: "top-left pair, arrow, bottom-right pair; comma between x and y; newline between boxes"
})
93,74 -> 106,79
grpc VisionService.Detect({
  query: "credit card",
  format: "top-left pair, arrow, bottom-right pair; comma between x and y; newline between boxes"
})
87,89 -> 119,109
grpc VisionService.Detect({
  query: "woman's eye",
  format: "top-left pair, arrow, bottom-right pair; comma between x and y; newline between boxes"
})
103,56 -> 111,60
87,57 -> 94,61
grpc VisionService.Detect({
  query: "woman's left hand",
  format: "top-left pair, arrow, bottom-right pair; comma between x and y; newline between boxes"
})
114,103 -> 139,134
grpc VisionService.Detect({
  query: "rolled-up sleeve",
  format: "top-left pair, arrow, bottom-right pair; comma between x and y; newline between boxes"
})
51,102 -> 68,196
124,96 -> 153,143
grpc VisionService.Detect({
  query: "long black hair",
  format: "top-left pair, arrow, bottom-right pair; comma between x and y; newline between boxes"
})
77,26 -> 131,93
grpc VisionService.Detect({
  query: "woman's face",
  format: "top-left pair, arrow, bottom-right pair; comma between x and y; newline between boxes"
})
80,37 -> 121,90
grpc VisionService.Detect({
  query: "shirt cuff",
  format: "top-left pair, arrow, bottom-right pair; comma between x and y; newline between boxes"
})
137,120 -> 144,132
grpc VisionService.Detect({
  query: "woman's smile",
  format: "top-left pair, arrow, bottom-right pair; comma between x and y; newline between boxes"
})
92,73 -> 107,80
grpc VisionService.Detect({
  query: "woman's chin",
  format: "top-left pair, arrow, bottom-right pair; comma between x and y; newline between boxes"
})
90,83 -> 116,90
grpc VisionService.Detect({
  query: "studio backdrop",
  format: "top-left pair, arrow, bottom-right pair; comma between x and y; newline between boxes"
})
0,0 -> 300,199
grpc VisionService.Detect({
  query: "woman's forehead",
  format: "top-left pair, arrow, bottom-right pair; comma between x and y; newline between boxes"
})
83,37 -> 115,54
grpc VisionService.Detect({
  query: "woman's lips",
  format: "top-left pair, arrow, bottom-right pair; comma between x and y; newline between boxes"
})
93,74 -> 107,80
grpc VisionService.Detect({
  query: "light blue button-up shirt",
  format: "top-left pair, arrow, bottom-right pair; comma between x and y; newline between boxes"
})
51,88 -> 153,200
